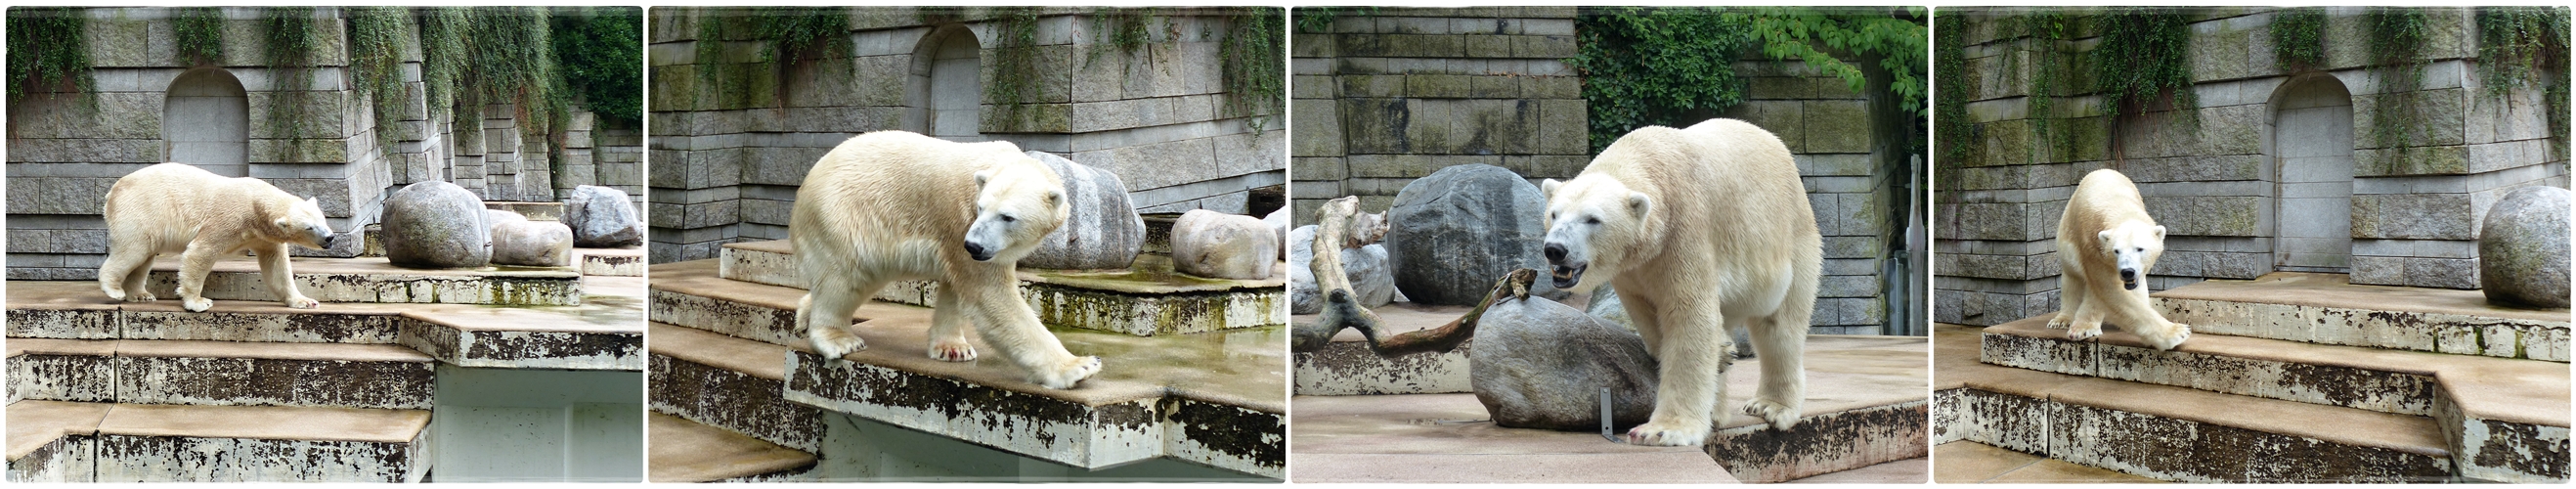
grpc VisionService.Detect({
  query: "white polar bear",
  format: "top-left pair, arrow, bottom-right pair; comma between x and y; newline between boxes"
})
790,131 -> 1101,389
98,162 -> 339,312
2052,168 -> 2191,350
1539,118 -> 1822,446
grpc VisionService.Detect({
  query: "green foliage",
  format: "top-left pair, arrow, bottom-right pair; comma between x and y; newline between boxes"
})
2475,6 -> 2568,147
261,7 -> 322,158
345,7 -> 409,151
417,8 -> 469,113
694,7 -> 851,110
173,7 -> 225,66
2088,8 -> 2197,121
1569,7 -> 1755,153
2270,8 -> 2325,70
986,8 -> 1044,124
6,7 -> 94,106
2366,8 -> 2429,158
1729,7 -> 1929,117
552,6 -> 642,126
1218,8 -> 1286,131
1933,11 -> 1975,162
2020,10 -> 2074,157
1292,7 -> 1375,33
1086,7 -> 1171,67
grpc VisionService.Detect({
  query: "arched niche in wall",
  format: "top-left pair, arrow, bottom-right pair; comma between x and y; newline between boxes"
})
164,67 -> 249,177
905,24 -> 982,140
2263,73 -> 2357,273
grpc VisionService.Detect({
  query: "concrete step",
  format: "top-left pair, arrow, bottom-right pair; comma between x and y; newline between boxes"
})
142,256 -> 583,306
574,246 -> 644,277
1290,303 -> 1474,396
2156,272 -> 2569,361
1977,317 -> 2569,482
648,323 -> 823,453
9,280 -> 645,372
647,412 -> 814,482
1289,334 -> 1929,483
7,337 -> 434,410
1934,325 -> 2459,483
9,401 -> 431,482
718,241 -> 1286,336
1933,441 -> 2164,483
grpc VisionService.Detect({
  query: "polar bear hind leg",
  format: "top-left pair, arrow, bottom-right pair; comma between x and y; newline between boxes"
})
799,273 -> 884,359
98,240 -> 157,302
1745,306 -> 1810,430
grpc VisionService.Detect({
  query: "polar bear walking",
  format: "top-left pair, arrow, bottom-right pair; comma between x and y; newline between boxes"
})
790,131 -> 1101,389
2052,168 -> 2192,350
1539,118 -> 1822,446
99,162 -> 339,312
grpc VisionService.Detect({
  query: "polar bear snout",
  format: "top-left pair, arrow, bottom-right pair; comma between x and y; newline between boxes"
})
2118,267 -> 2139,289
963,241 -> 994,261
1543,243 -> 1567,262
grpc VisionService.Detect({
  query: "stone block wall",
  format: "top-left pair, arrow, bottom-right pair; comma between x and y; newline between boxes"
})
1935,7 -> 2569,326
647,7 -> 1288,263
5,7 -> 646,281
1725,58 -> 1915,334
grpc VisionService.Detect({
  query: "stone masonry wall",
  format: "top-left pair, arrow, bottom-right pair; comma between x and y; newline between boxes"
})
1936,8 -> 2570,326
647,7 -> 1288,263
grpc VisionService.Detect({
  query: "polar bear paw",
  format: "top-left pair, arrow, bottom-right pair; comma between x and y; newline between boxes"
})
809,328 -> 868,360
1030,356 -> 1101,389
283,295 -> 319,309
928,339 -> 978,362
1745,398 -> 1803,430
2142,323 -> 2191,350
2067,323 -> 2103,341
2045,313 -> 2073,329
104,287 -> 154,303
182,297 -> 214,313
1623,421 -> 1710,446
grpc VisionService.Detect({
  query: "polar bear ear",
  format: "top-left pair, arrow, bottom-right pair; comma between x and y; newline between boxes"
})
1540,179 -> 1561,198
1626,192 -> 1651,216
2151,225 -> 2166,240
1045,189 -> 1064,209
2096,229 -> 2116,246
973,170 -> 992,188
305,197 -> 319,206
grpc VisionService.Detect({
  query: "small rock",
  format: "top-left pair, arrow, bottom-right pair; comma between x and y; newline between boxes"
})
492,220 -> 574,267
2480,186 -> 2570,308
563,185 -> 642,248
1386,164 -> 1554,305
1289,225 -> 1397,314
381,181 -> 491,269
1470,296 -> 1659,431
1022,152 -> 1145,270
1171,209 -> 1280,280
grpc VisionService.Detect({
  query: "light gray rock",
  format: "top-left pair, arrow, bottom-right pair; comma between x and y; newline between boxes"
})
485,209 -> 527,227
2480,186 -> 2570,308
491,220 -> 574,267
1264,206 -> 1291,251
1470,296 -> 1658,431
563,185 -> 642,248
1289,225 -> 1397,314
381,181 -> 490,269
1022,151 -> 1146,270
1386,164 -> 1554,305
1172,209 -> 1279,280
1588,287 -> 1755,358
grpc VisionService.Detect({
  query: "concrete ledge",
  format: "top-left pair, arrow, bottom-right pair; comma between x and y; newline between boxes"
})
720,242 -> 1286,335
785,351 -> 1166,470
10,281 -> 646,371
114,340 -> 434,410
2157,272 -> 2570,361
1712,399 -> 1928,483
486,201 -> 564,221
647,413 -> 815,483
1981,317 -> 2441,416
91,403 -> 430,482
6,400 -> 109,482
1286,393 -> 1733,483
649,324 -> 824,453
399,305 -> 645,371
7,339 -> 117,404
576,246 -> 645,277
145,256 -> 584,306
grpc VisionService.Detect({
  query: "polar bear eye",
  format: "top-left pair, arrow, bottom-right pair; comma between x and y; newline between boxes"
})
1000,214 -> 1016,223
1585,216 -> 1600,225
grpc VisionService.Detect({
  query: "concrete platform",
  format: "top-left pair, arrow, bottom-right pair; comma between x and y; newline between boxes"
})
6,400 -> 109,482
1935,325 -> 2457,482
1934,441 -> 2162,483
103,339 -> 433,410
650,323 -> 823,452
718,241 -> 1286,335
1289,303 -> 1476,395
648,413 -> 814,482
144,256 -> 584,306
575,246 -> 645,277
2157,272 -> 2570,361
55,402 -> 432,482
9,280 -> 644,371
1289,335 -> 1928,483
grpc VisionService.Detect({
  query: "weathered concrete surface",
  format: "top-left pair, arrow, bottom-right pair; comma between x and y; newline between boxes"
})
113,340 -> 434,410
575,245 -> 646,277
1786,457 -> 1926,483
1933,441 -> 2163,483
7,339 -> 117,404
2156,272 -> 2570,361
6,400 -> 109,482
1982,317 -> 2441,416
1287,393 -> 1734,483
12,279 -> 645,371
398,299 -> 645,371
1289,303 -> 1474,395
145,256 -> 585,306
92,403 -> 430,482
649,323 -> 823,452
1707,335 -> 1930,483
647,413 -> 815,482
719,242 -> 1287,335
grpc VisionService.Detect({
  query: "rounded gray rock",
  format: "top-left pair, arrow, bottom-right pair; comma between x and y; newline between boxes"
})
1470,296 -> 1659,431
1021,151 -> 1145,270
2480,186 -> 2570,308
1172,209 -> 1279,280
1386,164 -> 1554,305
492,220 -> 574,267
381,181 -> 491,269
1264,206 -> 1291,251
563,185 -> 642,248
1289,225 -> 1397,314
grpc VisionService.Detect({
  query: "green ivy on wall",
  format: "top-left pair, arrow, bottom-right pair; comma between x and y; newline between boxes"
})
2089,8 -> 2197,123
1218,8 -> 1285,131
1933,10 -> 1974,162
261,7 -> 322,160
5,7 -> 94,107
2271,8 -> 2325,70
173,7 -> 225,67
345,7 -> 408,151
552,7 -> 642,126
1730,7 -> 1929,118
1568,7 -> 1755,153
693,7 -> 851,111
2365,8 -> 2429,162
986,8 -> 1045,126
2474,6 -> 2569,151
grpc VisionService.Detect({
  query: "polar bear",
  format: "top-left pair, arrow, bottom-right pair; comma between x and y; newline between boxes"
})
98,162 -> 339,312
790,131 -> 1101,389
1539,118 -> 1821,446
2052,169 -> 2191,350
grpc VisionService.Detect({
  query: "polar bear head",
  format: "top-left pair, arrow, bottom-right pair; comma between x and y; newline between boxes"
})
2096,221 -> 2166,290
964,165 -> 1068,263
1539,174 -> 1653,291
273,197 -> 338,250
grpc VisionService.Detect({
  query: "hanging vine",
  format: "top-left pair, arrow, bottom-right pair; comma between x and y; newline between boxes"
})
1218,8 -> 1286,131
693,7 -> 850,110
345,7 -> 409,152
173,7 -> 226,67
2270,8 -> 2325,70
2474,6 -> 2568,151
2365,8 -> 2429,165
551,7 -> 642,127
985,8 -> 1044,126
1933,10 -> 1975,162
260,7 -> 322,160
5,7 -> 95,107
2088,8 -> 2198,124
2019,10 -> 2074,161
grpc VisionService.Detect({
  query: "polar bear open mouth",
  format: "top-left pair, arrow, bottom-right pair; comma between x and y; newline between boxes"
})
1550,263 -> 1586,289
2121,276 -> 2139,290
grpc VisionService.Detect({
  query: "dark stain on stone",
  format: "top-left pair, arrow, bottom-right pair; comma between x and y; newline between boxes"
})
462,330 -> 640,363
656,355 -> 824,451
2476,419 -> 2570,480
7,308 -> 115,338
1159,397 -> 1284,470
1707,401 -> 1926,482
18,354 -> 116,402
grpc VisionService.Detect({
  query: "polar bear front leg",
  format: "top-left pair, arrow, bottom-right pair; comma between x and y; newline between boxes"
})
2049,261 -> 2087,330
926,287 -> 978,362
796,276 -> 874,359
256,244 -> 318,309
2115,287 -> 2191,350
175,243 -> 222,312
960,277 -> 1097,389
1626,304 -> 1723,446
2066,289 -> 2108,340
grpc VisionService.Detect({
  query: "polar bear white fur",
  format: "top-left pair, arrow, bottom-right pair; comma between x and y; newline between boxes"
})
790,131 -> 1101,389
2052,168 -> 2191,350
99,162 -> 339,312
1539,118 -> 1821,446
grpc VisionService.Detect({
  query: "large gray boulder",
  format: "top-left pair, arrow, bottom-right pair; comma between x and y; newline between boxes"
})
1470,295 -> 1658,431
1022,151 -> 1146,270
563,185 -> 642,248
1289,225 -> 1396,314
1386,164 -> 1554,305
382,181 -> 491,269
2480,186 -> 2570,308
1171,209 -> 1280,280
1263,206 -> 1291,252
1588,287 -> 1753,358
492,220 -> 574,267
